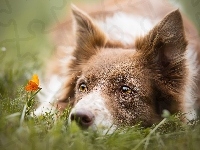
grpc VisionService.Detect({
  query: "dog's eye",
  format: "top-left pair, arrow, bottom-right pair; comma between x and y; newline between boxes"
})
120,85 -> 132,94
79,83 -> 87,92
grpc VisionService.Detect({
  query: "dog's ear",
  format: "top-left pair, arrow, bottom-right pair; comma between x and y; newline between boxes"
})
136,10 -> 188,113
136,10 -> 187,68
71,5 -> 107,64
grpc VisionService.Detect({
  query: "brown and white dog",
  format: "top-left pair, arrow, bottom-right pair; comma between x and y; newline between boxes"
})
35,0 -> 200,134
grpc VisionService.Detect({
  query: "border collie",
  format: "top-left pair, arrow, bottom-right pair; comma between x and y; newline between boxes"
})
35,0 -> 200,134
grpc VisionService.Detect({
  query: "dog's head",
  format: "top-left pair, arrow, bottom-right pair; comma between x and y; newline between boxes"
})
59,6 -> 188,133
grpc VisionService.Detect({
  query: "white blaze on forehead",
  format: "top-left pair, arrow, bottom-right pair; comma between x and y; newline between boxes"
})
69,90 -> 117,134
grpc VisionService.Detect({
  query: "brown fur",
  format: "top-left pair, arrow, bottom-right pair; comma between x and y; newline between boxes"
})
43,0 -> 200,127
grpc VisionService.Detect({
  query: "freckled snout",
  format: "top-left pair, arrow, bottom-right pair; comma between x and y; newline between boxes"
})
68,91 -> 115,134
70,109 -> 95,129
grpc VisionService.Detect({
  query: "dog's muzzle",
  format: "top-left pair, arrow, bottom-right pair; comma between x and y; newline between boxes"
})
70,109 -> 95,129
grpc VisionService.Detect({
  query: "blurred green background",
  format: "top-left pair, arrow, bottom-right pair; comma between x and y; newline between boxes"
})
0,0 -> 200,69
0,0 -> 99,67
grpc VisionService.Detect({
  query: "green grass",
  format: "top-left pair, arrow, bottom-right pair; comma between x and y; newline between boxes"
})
0,84 -> 200,150
1,0 -> 200,150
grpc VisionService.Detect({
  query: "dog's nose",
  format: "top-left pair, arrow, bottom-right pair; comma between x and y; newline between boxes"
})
70,109 -> 95,129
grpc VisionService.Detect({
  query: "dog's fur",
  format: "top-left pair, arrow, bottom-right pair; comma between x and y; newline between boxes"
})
35,0 -> 200,133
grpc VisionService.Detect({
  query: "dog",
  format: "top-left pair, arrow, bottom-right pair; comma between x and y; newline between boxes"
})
35,0 -> 200,134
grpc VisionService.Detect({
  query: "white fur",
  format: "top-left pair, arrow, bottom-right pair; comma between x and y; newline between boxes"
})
34,75 -> 63,116
96,12 -> 153,45
34,46 -> 75,116
69,90 -> 117,134
184,45 -> 199,120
